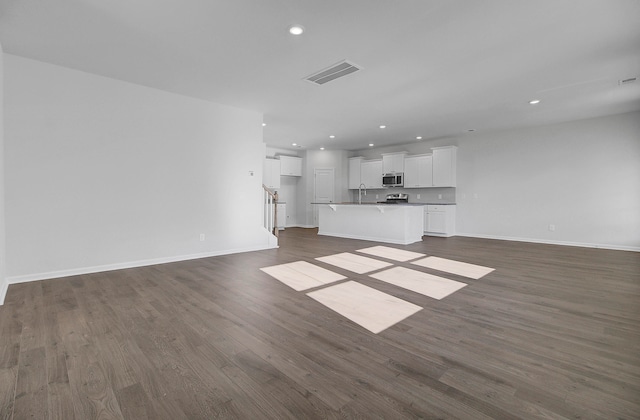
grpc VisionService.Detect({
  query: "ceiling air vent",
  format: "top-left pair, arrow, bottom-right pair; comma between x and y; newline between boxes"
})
619,77 -> 637,85
305,60 -> 361,85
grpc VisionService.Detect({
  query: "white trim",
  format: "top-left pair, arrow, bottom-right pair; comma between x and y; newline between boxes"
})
424,232 -> 454,238
0,280 -> 8,306
456,232 -> 640,252
6,244 -> 278,286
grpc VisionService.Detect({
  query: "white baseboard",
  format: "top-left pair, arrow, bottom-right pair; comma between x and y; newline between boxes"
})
6,243 -> 278,286
0,280 -> 8,306
455,232 -> 640,252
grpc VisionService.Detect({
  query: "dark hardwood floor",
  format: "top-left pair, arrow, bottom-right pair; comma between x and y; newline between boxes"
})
1,228 -> 639,419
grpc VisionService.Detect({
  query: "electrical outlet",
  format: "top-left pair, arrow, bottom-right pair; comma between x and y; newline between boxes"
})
548,224 -> 555,232
438,194 -> 442,199
200,233 -> 205,241
375,194 -> 379,199
417,194 -> 421,199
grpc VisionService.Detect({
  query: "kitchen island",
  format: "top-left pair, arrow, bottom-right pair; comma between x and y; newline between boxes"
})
316,203 -> 424,245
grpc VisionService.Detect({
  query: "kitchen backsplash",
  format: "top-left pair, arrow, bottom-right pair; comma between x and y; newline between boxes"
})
351,187 -> 456,204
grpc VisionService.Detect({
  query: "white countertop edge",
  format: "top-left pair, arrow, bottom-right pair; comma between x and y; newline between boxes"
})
311,202 -> 456,206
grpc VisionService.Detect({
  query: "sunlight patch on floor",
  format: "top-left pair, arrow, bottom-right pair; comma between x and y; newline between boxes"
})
260,261 -> 346,291
356,245 -> 425,262
261,249 -> 494,334
412,256 -> 495,279
315,252 -> 392,274
307,281 -> 422,334
370,266 -> 467,300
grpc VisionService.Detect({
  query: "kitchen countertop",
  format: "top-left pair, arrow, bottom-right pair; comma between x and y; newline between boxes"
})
311,202 -> 456,206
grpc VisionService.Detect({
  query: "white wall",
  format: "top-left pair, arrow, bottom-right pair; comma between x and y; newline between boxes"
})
300,149 -> 350,227
455,112 -> 640,250
0,43 -> 7,303
351,112 -> 640,250
4,54 -> 273,283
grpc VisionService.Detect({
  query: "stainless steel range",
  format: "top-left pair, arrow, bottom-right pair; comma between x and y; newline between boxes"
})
378,193 -> 409,204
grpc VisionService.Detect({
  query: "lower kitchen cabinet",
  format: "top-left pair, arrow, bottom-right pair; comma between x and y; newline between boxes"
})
276,203 -> 286,230
424,205 -> 456,237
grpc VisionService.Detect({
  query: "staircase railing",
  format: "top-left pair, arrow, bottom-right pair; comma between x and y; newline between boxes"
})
263,185 -> 279,237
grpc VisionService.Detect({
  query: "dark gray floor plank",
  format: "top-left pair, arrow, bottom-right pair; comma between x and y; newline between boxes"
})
13,347 -> 48,419
0,367 -> 17,420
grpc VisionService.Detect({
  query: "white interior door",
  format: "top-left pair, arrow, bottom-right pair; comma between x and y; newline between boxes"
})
314,168 -> 335,227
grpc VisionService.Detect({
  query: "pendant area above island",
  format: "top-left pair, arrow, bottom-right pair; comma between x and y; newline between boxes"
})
316,203 -> 424,245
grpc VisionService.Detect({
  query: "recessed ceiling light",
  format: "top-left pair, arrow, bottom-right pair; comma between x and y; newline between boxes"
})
369,143 -> 374,147
329,135 -> 335,139
320,147 -> 325,150
379,125 -> 386,129
262,123 -> 266,127
292,143 -> 297,146
288,25 -> 304,35
529,99 -> 541,105
416,136 -> 422,140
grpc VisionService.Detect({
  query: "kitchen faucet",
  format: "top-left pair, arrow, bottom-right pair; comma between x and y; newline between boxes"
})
358,183 -> 367,204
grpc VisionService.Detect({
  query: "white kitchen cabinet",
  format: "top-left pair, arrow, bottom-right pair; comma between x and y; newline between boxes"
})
432,146 -> 457,187
424,205 -> 456,237
382,152 -> 407,174
404,154 -> 433,188
360,159 -> 383,189
279,156 -> 302,176
348,157 -> 364,189
263,158 -> 281,189
318,204 -> 424,245
276,203 -> 286,230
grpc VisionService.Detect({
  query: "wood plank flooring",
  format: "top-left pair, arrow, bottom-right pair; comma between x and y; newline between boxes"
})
1,228 -> 639,419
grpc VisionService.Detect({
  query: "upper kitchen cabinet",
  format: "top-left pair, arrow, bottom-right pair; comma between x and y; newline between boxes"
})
263,158 -> 281,189
382,152 -> 407,173
404,154 -> 433,188
348,157 -> 364,189
279,155 -> 302,176
361,159 -> 384,189
432,146 -> 457,187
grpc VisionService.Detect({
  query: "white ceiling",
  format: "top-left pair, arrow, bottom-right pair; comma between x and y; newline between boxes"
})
1,0 -> 639,151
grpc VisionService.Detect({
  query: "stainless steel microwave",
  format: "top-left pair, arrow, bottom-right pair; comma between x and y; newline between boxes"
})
382,172 -> 403,187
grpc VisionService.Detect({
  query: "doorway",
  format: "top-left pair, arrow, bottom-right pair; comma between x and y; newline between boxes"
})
313,168 -> 335,227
